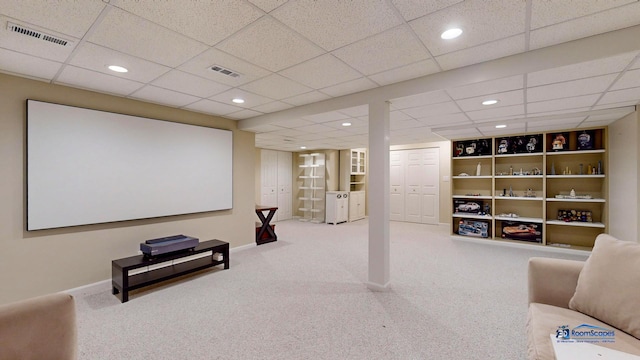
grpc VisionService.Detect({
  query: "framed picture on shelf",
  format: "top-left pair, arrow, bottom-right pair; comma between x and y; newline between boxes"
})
550,132 -> 570,151
577,130 -> 595,150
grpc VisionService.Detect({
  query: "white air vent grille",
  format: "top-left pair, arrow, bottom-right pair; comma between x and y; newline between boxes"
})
210,65 -> 241,78
7,22 -> 73,47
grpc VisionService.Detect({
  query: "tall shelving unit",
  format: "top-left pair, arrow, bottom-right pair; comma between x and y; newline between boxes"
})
450,128 -> 607,251
339,149 -> 366,222
298,153 -> 325,223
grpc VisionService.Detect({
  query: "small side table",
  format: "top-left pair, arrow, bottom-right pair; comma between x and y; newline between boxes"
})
255,205 -> 278,245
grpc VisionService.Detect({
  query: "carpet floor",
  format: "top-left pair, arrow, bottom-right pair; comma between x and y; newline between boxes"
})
70,219 -> 588,359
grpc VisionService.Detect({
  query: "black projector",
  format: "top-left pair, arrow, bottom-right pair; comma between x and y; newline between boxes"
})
140,235 -> 199,257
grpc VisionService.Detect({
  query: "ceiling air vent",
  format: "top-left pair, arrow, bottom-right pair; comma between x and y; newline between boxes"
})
7,22 -> 73,47
209,65 -> 241,78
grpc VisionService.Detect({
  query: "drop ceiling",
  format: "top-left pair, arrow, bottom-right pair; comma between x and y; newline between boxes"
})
1,0 -> 640,151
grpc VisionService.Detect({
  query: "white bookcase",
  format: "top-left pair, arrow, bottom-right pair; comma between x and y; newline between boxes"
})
298,153 -> 325,223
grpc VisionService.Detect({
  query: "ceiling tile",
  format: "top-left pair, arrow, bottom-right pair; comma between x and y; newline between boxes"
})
585,109 -> 635,122
178,48 -> 270,87
410,0 -> 525,56
391,119 -> 422,130
390,0 -> 464,22
524,108 -> 592,119
435,128 -> 482,139
0,48 -> 61,80
530,0 -> 637,29
435,34 -> 526,70
390,110 -> 412,122
323,118 -> 367,130
455,89 -> 524,112
417,113 -> 471,127
369,59 -> 440,86
525,117 -> 586,132
320,77 -> 377,97
114,0 -> 263,46
254,127 -> 288,135
0,15 -> 78,62
88,8 -> 208,67
217,16 -> 323,72
332,26 -> 430,75
529,2 -> 640,49
272,0 -> 403,51
447,75 -> 524,100
302,111 -> 350,123
322,129 -> 356,138
209,89 -> 274,108
240,74 -> 312,100
610,69 -> 640,91
1,0 -> 105,38
527,74 -> 617,102
296,132 -> 331,141
279,54 -> 362,89
282,91 -> 332,106
69,43 -> 171,83
597,87 -> 640,105
478,123 -> 526,137
592,100 -> 639,111
400,101 -> 461,118
56,65 -> 144,96
267,128 -> 306,137
527,52 -> 639,87
129,85 -> 200,107
338,105 -> 369,117
391,90 -> 452,110
252,101 -> 294,114
527,94 -> 600,113
151,70 -> 230,98
182,99 -> 243,116
247,0 -> 288,13
466,104 -> 525,121
226,109 -> 263,120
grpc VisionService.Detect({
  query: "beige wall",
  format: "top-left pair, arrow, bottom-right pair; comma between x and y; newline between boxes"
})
0,73 -> 256,304
608,110 -> 640,242
390,140 -> 452,224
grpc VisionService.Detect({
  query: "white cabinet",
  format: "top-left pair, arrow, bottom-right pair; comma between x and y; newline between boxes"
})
340,149 -> 366,192
326,191 -> 349,224
389,148 -> 440,224
260,149 -> 292,221
349,191 -> 366,222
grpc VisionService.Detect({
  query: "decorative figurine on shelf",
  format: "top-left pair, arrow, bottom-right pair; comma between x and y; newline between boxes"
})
509,165 -> 513,175
509,185 -> 514,197
598,160 -> 602,175
551,162 -> 556,175
498,139 -> 508,154
484,204 -> 491,215
476,162 -> 481,176
570,188 -> 576,198
532,167 -> 541,176
552,133 -> 567,151
577,130 -> 595,150
526,137 -> 537,152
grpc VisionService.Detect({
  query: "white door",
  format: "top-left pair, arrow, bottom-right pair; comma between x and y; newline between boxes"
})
261,150 -> 278,213
390,151 -> 404,221
420,148 -> 439,224
404,150 -> 422,223
277,151 -> 292,220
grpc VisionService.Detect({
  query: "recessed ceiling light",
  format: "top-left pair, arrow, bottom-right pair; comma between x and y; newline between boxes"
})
232,98 -> 245,104
495,124 -> 507,129
108,65 -> 128,73
482,99 -> 499,106
342,122 -> 352,127
441,28 -> 462,40
300,146 -> 307,149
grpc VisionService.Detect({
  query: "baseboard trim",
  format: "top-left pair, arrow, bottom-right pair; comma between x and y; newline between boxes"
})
451,235 -> 591,256
366,281 -> 391,292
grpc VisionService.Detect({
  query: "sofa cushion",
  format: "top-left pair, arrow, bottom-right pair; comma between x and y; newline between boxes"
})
568,234 -> 640,339
527,303 -> 640,360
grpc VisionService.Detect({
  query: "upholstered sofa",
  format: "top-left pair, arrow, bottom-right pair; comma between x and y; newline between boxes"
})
0,293 -> 77,360
526,234 -> 640,359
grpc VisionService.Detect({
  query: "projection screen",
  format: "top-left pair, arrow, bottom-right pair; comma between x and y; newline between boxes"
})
27,100 -> 233,231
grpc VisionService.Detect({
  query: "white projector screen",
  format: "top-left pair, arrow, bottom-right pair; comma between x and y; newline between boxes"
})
27,100 -> 233,231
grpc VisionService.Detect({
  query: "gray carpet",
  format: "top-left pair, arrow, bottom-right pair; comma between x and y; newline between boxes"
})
70,219 -> 588,359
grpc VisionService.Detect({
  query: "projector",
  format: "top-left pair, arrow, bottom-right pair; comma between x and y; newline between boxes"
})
140,235 -> 199,257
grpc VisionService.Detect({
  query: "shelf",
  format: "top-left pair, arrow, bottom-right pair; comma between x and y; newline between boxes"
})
452,195 -> 492,199
452,175 -> 492,179
546,174 -> 605,178
494,216 -> 543,223
495,196 -> 543,201
299,197 -> 309,201
495,175 -> 543,179
452,155 -> 492,160
495,152 -> 543,158
298,207 -> 309,212
546,243 -> 593,252
452,213 -> 493,220
546,220 -> 605,228
546,198 -> 606,203
310,198 -> 323,201
546,149 -> 605,156
350,181 -> 365,185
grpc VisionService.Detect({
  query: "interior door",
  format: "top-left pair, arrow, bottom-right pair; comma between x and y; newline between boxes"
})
390,151 -> 404,221
420,148 -> 439,224
404,150 -> 422,223
277,151 -> 292,220
261,150 -> 278,220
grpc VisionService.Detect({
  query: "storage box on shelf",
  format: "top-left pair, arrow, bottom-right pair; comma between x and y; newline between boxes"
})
450,129 -> 607,251
298,153 -> 325,223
